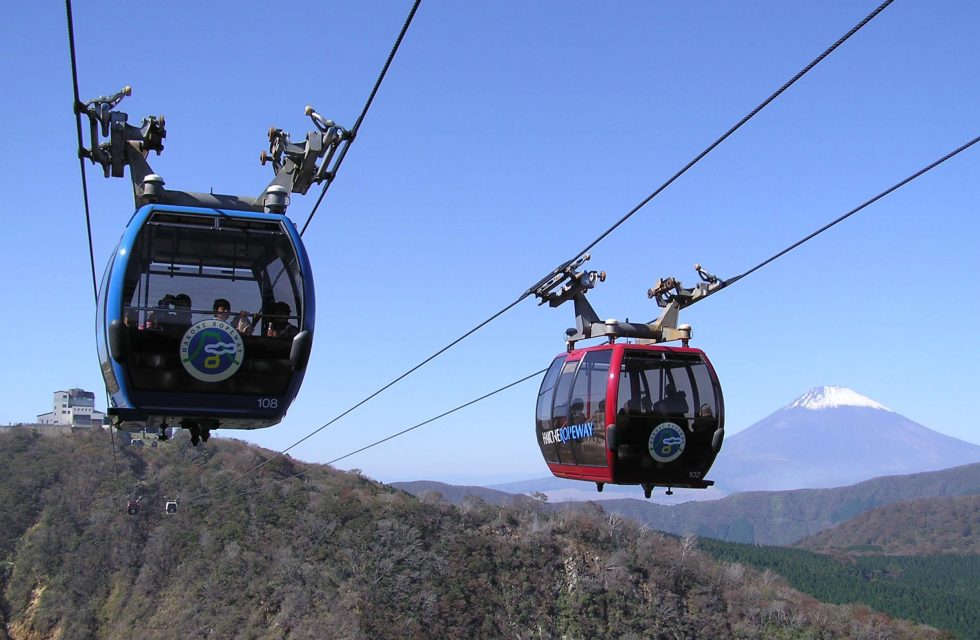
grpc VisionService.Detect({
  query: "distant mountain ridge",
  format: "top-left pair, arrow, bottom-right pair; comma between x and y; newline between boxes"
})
396,462 -> 980,546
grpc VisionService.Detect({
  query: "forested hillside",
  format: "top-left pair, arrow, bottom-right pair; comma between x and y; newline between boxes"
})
795,495 -> 980,556
0,429 -> 951,639
697,539 -> 980,640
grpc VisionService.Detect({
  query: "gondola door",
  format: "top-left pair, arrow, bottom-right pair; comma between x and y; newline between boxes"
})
610,346 -> 723,488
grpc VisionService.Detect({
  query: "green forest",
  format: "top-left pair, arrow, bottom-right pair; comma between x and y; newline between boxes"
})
697,539 -> 980,639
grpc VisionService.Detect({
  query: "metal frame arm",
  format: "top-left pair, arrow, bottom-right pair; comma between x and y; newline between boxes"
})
535,257 -> 728,350
259,105 -> 351,198
648,264 -> 725,310
76,86 -> 349,214
77,86 -> 165,179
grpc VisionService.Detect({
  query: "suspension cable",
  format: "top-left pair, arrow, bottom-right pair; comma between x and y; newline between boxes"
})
300,0 -> 422,237
185,2 -> 896,499
189,368 -> 547,504
68,0 -> 121,483
564,0 -> 894,267
323,368 -> 546,467
189,295 -> 527,501
722,135 -> 980,290
66,0 -> 99,302
198,133 -> 979,505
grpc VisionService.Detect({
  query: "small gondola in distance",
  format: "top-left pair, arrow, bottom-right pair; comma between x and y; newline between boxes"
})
96,202 -> 316,436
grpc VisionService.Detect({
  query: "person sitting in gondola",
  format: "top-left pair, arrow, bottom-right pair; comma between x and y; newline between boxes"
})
143,297 -> 169,331
123,307 -> 140,329
154,293 -> 193,334
266,301 -> 298,340
172,293 -> 193,326
213,298 -> 261,335
653,382 -> 688,416
213,298 -> 232,323
232,308 -> 261,336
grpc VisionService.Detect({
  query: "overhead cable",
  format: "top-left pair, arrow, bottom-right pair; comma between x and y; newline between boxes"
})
214,134 -> 980,489
67,0 -> 121,482
189,298 -> 527,501
545,0 -> 896,284
723,135 -> 980,290
65,0 -> 99,302
300,0 -> 423,236
190,368 -> 546,503
186,1 -> 896,498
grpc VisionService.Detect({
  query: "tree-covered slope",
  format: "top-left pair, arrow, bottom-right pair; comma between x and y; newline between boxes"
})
0,429 -> 951,640
697,539 -> 980,640
794,494 -> 980,556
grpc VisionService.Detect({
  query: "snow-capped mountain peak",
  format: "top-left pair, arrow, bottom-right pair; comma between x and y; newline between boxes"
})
787,385 -> 891,412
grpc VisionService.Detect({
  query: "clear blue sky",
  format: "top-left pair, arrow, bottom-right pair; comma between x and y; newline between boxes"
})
2,1 -> 977,485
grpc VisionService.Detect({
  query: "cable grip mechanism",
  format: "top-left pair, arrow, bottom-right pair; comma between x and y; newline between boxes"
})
648,264 -> 725,309
78,85 -> 166,179
260,106 -> 351,196
532,254 -> 606,308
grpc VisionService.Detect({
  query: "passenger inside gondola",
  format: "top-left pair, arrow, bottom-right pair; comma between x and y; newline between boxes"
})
653,381 -> 688,416
265,301 -> 298,340
123,308 -> 140,328
172,293 -> 192,327
212,298 -> 231,322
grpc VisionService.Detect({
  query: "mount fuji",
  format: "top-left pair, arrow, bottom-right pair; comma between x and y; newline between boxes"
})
709,385 -> 980,493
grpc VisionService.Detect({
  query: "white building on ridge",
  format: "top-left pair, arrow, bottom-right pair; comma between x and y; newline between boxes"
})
36,389 -> 106,428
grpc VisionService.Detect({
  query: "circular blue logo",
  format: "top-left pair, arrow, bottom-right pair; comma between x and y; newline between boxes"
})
648,422 -> 686,463
179,320 -> 245,382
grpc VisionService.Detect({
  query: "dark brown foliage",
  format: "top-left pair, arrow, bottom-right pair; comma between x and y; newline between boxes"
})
0,429 -> 950,639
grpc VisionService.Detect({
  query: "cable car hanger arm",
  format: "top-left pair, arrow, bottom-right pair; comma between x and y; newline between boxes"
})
76,86 -> 164,181
77,87 -> 349,214
260,107 -> 352,198
533,256 -> 727,350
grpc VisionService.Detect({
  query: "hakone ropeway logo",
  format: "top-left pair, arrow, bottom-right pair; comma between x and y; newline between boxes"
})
648,422 -> 685,463
180,320 -> 245,382
542,421 -> 595,445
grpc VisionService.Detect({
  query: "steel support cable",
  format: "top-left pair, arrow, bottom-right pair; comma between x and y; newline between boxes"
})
553,0 -> 895,276
174,431 -> 193,464
191,368 -> 547,505
68,0 -> 120,481
185,0 -> 893,501
194,134 -> 980,507
187,294 -> 528,502
721,134 -> 980,291
323,367 -> 546,467
300,0 -> 422,237
198,136 -> 980,504
66,0 -> 99,302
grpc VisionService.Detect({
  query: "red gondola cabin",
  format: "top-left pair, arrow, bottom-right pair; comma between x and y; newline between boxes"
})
535,343 -> 724,496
